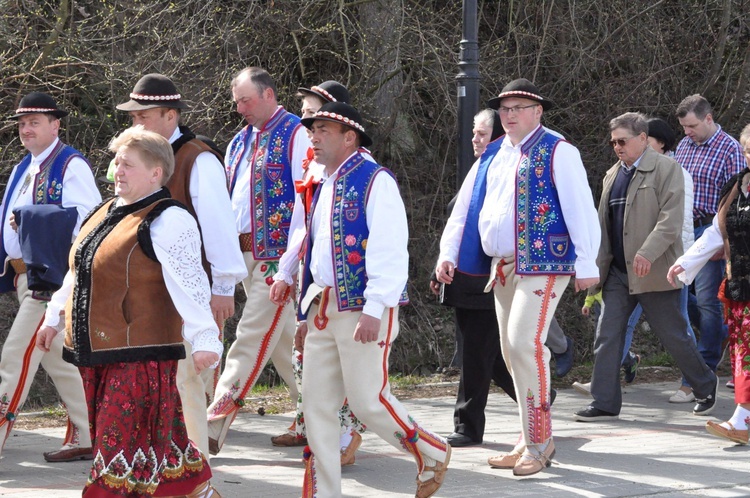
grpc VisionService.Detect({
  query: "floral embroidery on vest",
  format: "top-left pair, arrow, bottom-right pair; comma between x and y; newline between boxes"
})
250,112 -> 299,260
516,130 -> 576,275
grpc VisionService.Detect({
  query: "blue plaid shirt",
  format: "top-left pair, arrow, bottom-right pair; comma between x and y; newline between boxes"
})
675,125 -> 745,218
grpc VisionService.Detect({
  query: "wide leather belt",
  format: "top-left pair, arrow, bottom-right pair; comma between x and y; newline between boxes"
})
693,214 -> 714,228
9,258 -> 26,274
239,232 -> 253,252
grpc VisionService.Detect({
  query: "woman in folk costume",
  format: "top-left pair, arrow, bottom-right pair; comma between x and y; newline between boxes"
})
37,126 -> 223,497
269,80 -> 369,465
668,123 -> 750,446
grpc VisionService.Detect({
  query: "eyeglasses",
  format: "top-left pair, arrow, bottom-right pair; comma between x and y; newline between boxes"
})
498,104 -> 539,115
609,136 -> 636,147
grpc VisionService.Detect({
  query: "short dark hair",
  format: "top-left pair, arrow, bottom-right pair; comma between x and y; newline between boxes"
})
676,94 -> 713,120
647,117 -> 677,152
609,112 -> 648,136
231,67 -> 277,99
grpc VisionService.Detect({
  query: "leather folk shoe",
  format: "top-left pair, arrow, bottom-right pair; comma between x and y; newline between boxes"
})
415,444 -> 451,498
43,444 -> 93,462
487,449 -> 522,469
706,420 -> 749,445
340,432 -> 362,466
271,432 -> 308,447
512,440 -> 555,477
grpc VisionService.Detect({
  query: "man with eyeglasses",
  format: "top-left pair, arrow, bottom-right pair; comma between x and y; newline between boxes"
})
575,112 -> 718,423
671,95 -> 745,403
436,78 -> 600,476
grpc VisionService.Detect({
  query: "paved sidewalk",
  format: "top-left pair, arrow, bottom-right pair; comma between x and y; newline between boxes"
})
2,381 -> 750,497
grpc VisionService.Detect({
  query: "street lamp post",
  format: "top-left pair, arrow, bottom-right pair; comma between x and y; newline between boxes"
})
456,0 -> 479,187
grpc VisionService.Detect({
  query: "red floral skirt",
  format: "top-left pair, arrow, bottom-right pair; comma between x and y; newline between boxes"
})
719,285 -> 750,404
79,360 -> 211,497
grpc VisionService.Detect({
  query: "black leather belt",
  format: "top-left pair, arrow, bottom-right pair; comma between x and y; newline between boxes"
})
693,214 -> 714,228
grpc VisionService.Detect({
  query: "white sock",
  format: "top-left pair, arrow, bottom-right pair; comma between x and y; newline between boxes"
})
339,429 -> 353,451
418,455 -> 437,482
724,405 -> 750,430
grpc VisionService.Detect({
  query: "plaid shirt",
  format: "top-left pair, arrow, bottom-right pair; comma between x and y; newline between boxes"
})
675,125 -> 745,218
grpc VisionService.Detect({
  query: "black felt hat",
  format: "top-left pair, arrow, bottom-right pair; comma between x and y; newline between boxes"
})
298,81 -> 351,104
487,78 -> 554,111
11,92 -> 69,119
116,73 -> 188,111
301,102 -> 372,147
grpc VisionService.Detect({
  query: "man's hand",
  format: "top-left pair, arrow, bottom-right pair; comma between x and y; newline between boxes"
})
9,213 -> 17,232
294,321 -> 308,352
210,294 -> 235,329
574,277 -> 599,292
633,254 -> 652,278
667,264 -> 685,287
429,279 -> 441,296
269,280 -> 290,306
36,326 -> 59,352
192,351 -> 220,374
353,314 -> 381,344
435,261 -> 455,284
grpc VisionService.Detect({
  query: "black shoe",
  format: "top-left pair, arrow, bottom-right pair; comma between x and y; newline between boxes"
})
446,432 -> 481,447
693,376 -> 719,416
622,353 -> 640,384
574,406 -> 619,422
553,336 -> 575,378
550,388 -> 557,406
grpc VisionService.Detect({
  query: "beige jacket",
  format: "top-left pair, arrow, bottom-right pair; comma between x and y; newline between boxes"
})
593,146 -> 684,294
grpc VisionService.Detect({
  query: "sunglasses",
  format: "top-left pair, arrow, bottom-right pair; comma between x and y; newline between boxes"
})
609,136 -> 636,147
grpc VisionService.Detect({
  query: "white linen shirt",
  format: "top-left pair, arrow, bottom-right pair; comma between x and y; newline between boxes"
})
43,198 -> 224,361
169,128 -> 246,295
2,138 -> 101,260
308,152 -> 409,318
439,125 -> 600,279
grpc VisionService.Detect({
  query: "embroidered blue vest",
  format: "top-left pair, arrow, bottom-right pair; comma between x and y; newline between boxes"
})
0,141 -> 86,293
458,127 -> 576,277
226,108 -> 300,260
298,153 -> 409,318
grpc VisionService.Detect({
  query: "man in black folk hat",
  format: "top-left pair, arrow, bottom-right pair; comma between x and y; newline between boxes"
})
268,80 -> 368,463
116,74 -> 247,459
436,78 -> 600,476
296,102 -> 451,498
0,92 -> 101,462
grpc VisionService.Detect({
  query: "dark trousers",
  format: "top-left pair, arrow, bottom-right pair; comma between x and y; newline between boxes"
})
591,266 -> 716,414
453,307 -> 516,442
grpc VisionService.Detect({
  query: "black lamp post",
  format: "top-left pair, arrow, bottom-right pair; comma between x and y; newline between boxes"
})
455,0 -> 479,187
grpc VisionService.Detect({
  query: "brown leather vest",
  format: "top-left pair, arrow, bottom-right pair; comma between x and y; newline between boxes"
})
63,193 -> 185,366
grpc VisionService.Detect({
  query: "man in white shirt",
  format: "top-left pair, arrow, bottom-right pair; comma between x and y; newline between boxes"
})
436,78 -> 600,476
207,67 -> 310,454
0,92 -> 101,462
117,74 -> 247,457
297,101 -> 451,498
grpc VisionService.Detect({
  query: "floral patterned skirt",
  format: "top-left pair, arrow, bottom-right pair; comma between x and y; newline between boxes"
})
719,285 -> 750,404
79,360 -> 211,497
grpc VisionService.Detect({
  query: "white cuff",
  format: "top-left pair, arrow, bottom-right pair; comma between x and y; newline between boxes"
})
189,328 -> 225,369
362,300 -> 386,319
211,276 -> 237,296
273,271 -> 294,285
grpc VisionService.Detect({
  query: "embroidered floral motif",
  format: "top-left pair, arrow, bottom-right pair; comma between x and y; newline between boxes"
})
248,113 -> 299,259
208,380 -> 241,420
515,132 -> 575,274
525,389 -> 552,444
